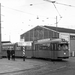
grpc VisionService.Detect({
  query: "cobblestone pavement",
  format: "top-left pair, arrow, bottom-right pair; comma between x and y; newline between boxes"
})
1,57 -> 75,75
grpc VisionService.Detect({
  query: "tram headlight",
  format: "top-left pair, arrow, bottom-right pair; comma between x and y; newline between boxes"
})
64,53 -> 66,55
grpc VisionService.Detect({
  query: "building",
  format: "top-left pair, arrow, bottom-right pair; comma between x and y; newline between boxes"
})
20,25 -> 75,56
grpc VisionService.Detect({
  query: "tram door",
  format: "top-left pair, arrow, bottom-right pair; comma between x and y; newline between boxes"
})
34,44 -> 39,58
51,43 -> 58,59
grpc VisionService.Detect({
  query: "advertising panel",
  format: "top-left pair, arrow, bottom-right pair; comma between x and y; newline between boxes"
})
59,33 -> 70,42
18,41 -> 32,46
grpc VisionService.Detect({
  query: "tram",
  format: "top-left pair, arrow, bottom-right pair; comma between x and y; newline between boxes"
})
2,43 -> 23,57
2,42 -> 33,58
33,38 -> 69,60
2,39 -> 69,60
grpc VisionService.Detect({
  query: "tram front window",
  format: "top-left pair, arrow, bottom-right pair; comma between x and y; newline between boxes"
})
58,44 -> 68,50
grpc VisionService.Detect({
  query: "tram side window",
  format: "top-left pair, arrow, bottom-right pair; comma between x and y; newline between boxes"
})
26,46 -> 32,50
53,44 -> 56,50
50,43 -> 57,51
50,43 -> 53,50
39,44 -> 50,50
35,44 -> 39,50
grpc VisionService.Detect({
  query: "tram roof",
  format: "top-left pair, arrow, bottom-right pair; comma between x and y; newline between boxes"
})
35,38 -> 68,44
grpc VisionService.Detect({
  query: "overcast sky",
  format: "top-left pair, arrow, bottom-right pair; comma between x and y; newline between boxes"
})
1,0 -> 75,43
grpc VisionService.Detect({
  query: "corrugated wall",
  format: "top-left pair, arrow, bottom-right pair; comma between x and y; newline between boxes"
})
23,26 -> 59,41
70,35 -> 75,56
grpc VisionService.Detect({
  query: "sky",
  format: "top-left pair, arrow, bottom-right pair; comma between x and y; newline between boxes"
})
1,0 -> 75,43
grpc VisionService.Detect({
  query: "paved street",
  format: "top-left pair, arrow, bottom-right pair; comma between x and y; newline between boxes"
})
0,57 -> 75,75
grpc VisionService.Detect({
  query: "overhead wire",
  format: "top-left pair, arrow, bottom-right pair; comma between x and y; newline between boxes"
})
52,3 -> 62,24
3,1 -> 74,25
53,3 -> 62,18
29,2 -> 46,6
44,0 -> 75,8
44,0 -> 75,24
1,4 -> 55,20
1,5 -> 35,15
1,4 -> 56,27
56,2 -> 75,7
46,0 -> 62,24
44,0 -> 62,24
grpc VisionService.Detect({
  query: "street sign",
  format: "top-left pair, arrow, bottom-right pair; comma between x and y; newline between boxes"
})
17,41 -> 32,46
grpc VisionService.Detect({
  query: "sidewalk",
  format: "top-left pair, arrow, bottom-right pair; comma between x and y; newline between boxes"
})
0,58 -> 70,74
0,58 -> 34,74
0,58 -> 50,74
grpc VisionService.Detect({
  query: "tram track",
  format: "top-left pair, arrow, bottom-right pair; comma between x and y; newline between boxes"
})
0,59 -> 72,75
0,64 -> 67,75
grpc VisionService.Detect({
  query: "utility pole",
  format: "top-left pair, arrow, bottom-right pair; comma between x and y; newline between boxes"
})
56,16 -> 57,28
44,0 -> 62,38
56,16 -> 57,31
56,16 -> 57,38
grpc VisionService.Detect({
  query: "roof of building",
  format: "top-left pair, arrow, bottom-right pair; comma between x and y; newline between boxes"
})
44,26 -> 75,34
21,25 -> 75,36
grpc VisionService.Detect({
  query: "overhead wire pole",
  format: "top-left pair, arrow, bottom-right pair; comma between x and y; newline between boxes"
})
52,3 -> 62,37
44,0 -> 62,22
53,3 -> 62,18
56,16 -> 57,37
44,0 -> 62,38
